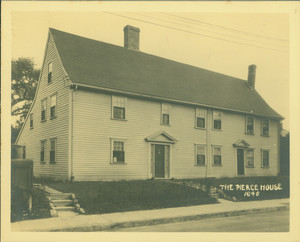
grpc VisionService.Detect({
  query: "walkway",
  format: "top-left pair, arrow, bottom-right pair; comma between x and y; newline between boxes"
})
11,198 -> 289,232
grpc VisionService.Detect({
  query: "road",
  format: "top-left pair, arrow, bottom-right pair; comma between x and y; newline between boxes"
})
110,210 -> 289,232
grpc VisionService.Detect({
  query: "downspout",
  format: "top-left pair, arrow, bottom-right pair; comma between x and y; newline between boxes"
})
68,85 -> 76,181
206,108 -> 211,177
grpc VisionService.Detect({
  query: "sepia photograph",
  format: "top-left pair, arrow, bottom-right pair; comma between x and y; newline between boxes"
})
1,1 -> 300,241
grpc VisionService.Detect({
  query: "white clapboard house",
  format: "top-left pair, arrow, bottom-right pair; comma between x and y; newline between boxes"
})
15,26 -> 283,181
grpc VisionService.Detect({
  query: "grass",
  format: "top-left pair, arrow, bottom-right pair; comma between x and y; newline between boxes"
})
45,180 -> 218,214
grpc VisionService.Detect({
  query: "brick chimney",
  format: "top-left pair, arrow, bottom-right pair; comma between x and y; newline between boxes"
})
248,64 -> 256,89
124,25 -> 140,51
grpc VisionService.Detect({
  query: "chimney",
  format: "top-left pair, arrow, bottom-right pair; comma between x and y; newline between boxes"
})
248,64 -> 256,89
124,25 -> 140,51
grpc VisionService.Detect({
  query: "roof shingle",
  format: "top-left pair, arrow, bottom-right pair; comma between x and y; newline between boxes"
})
50,28 -> 283,119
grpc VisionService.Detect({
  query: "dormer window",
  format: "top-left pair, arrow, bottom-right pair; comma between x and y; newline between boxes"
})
48,62 -> 53,83
246,116 -> 254,134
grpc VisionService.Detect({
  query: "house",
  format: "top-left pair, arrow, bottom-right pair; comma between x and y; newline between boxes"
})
15,25 -> 283,181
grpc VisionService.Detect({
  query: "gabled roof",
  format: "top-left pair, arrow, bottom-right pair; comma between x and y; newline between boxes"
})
49,28 -> 283,119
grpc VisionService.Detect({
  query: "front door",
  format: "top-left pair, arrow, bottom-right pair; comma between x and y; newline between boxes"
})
155,145 -> 165,178
237,149 -> 245,175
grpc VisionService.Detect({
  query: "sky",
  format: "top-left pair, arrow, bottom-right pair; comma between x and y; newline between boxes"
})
11,8 -> 290,129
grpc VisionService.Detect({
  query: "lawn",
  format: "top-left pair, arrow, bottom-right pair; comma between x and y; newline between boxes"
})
45,180 -> 218,214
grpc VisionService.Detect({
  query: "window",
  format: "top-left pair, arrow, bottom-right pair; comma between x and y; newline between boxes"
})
40,140 -> 46,163
213,146 -> 222,166
41,99 -> 47,121
48,62 -> 53,83
213,111 -> 222,130
50,139 -> 56,164
111,139 -> 125,163
50,94 -> 57,119
161,103 -> 171,125
195,108 -> 206,128
246,116 -> 254,134
261,119 -> 269,136
30,113 -> 34,128
261,149 -> 269,168
246,149 -> 254,167
112,96 -> 126,120
195,145 -> 206,166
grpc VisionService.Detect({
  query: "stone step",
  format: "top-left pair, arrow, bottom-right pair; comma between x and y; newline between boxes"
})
55,206 -> 75,211
50,193 -> 72,200
52,199 -> 73,206
57,211 -> 78,217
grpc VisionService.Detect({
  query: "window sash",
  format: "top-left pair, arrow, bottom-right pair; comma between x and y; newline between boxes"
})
112,96 -> 126,108
196,145 -> 206,166
113,107 -> 125,119
213,146 -> 222,165
50,95 -> 57,107
214,120 -> 221,130
50,106 -> 56,118
40,141 -> 45,162
262,150 -> 269,167
246,117 -> 254,134
30,114 -> 33,128
262,120 -> 269,136
112,141 -> 125,163
50,140 -> 56,163
48,63 -> 53,83
246,149 -> 254,167
197,117 -> 205,128
162,114 -> 169,125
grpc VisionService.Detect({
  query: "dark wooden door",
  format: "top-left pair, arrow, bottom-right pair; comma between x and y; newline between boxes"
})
237,149 -> 245,175
155,145 -> 165,178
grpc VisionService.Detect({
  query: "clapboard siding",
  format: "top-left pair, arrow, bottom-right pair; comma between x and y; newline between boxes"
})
72,89 -> 279,181
16,33 -> 69,179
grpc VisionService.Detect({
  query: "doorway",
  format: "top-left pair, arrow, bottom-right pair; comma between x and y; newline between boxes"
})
237,149 -> 245,175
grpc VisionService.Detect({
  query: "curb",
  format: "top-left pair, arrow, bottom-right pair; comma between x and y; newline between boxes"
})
49,205 -> 289,232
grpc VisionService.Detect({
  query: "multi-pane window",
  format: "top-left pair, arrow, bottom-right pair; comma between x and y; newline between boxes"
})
261,150 -> 269,168
246,149 -> 254,167
112,140 -> 125,163
112,96 -> 126,120
48,62 -> 53,83
40,140 -> 46,163
41,99 -> 47,121
213,146 -> 222,166
161,103 -> 171,125
195,145 -> 206,166
50,139 -> 56,164
261,120 -> 269,136
50,94 -> 57,118
30,113 -> 34,128
195,108 -> 206,128
213,111 -> 222,130
246,116 -> 254,134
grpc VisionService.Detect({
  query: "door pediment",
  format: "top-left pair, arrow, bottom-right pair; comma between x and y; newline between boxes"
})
145,131 -> 177,144
233,139 -> 250,148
